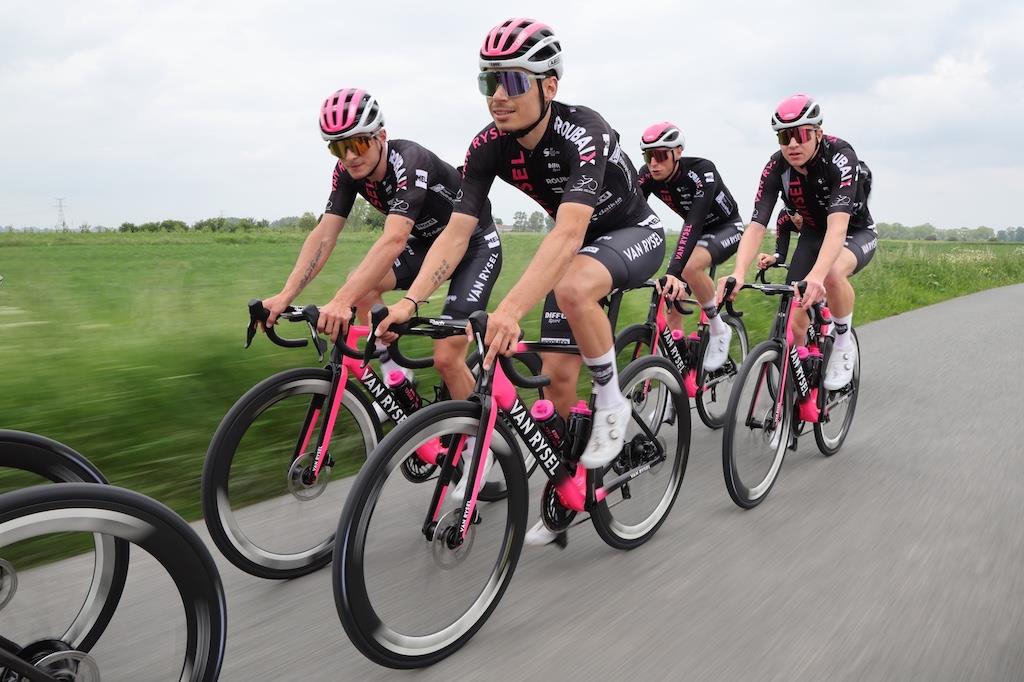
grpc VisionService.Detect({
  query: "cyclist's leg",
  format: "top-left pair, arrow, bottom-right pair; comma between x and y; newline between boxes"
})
785,233 -> 822,343
823,229 -> 877,389
376,239 -> 428,378
572,224 -> 665,467
692,221 -> 744,369
436,227 -> 503,401
539,293 -> 583,417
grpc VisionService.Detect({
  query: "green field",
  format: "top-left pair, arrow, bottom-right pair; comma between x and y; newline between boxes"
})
2,230 -> 1023,524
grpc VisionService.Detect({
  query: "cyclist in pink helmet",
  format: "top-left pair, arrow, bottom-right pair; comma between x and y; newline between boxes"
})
638,121 -> 745,371
376,18 -> 666,546
719,94 -> 876,390
261,88 -> 503,406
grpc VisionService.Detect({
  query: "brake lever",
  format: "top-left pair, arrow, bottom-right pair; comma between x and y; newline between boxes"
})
299,306 -> 326,362
245,299 -> 267,349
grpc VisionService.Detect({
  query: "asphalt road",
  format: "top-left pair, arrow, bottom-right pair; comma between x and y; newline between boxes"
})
8,284 -> 1024,681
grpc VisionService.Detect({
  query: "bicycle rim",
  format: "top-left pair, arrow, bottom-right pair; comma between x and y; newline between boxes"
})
335,402 -> 527,668
696,316 -> 749,430
723,342 -> 791,508
815,330 -> 861,455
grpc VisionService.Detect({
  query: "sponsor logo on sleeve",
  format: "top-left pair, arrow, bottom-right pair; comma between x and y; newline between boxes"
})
415,169 -> 428,189
570,175 -> 599,195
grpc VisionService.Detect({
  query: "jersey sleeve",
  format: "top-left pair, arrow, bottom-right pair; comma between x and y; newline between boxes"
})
325,162 -> 357,218
637,165 -> 654,199
774,211 -> 793,263
750,156 -> 782,226
559,112 -> 613,210
385,145 -> 429,221
825,144 -> 860,216
452,128 -> 498,220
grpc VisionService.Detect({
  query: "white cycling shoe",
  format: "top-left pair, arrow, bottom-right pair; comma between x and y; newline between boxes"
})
579,401 -> 632,469
823,344 -> 857,390
525,519 -> 568,548
702,325 -> 733,372
449,449 -> 494,504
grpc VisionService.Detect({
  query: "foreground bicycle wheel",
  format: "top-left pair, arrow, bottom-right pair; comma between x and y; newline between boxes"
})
695,315 -> 749,430
814,330 -> 861,456
591,356 -> 690,549
0,431 -> 130,653
0,484 -> 226,682
202,367 -> 381,580
722,341 -> 793,509
335,401 -> 528,669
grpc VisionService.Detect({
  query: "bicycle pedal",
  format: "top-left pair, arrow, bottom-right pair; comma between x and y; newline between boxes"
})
554,532 -> 568,550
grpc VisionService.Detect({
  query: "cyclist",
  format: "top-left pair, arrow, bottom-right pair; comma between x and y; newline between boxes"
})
375,18 -> 665,545
261,88 -> 502,404
719,94 -> 875,390
637,122 -> 744,370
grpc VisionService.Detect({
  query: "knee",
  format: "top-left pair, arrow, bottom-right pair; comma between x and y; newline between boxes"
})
542,355 -> 580,384
824,268 -> 848,290
553,276 -> 591,313
433,339 -> 467,376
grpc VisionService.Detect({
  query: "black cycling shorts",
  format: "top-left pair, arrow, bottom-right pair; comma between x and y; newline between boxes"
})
393,225 -> 503,318
785,227 -> 878,284
540,217 -> 666,345
696,219 -> 744,266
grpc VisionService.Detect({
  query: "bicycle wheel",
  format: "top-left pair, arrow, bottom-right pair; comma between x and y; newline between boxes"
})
814,330 -> 861,456
722,341 -> 793,509
591,356 -> 690,550
0,431 -> 129,652
614,324 -> 676,434
202,366 -> 381,579
0,484 -> 226,682
695,315 -> 749,430
335,400 -> 528,669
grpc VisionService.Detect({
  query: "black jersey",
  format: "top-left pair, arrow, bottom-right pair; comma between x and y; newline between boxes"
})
751,135 -> 873,234
325,139 -> 492,241
453,101 -> 656,240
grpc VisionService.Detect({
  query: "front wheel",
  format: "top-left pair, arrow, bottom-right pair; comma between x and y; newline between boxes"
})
0,484 -> 226,681
201,367 -> 381,579
591,356 -> 690,549
722,341 -> 793,509
814,330 -> 861,456
695,315 -> 749,430
334,400 -> 528,669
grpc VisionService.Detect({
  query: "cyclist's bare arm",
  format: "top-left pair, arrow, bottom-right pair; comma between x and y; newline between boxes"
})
332,214 -> 413,308
482,202 -> 591,368
265,213 -> 345,324
374,212 -> 479,336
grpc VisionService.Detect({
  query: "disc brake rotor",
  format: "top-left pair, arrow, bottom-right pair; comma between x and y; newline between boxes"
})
34,651 -> 100,682
286,453 -> 330,501
431,510 -> 475,570
400,455 -> 437,483
0,558 -> 16,611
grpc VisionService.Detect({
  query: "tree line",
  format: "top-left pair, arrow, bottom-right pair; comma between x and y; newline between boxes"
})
875,222 -> 1024,242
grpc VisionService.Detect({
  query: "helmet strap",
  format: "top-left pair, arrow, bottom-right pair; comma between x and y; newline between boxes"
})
512,86 -> 551,139
368,136 -> 388,181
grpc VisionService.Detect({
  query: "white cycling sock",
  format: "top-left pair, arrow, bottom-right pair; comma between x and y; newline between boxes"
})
583,347 -> 625,410
832,314 -> 854,350
702,297 -> 728,336
376,341 -> 411,379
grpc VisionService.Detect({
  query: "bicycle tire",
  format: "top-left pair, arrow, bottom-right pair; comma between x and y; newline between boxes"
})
202,366 -> 381,579
0,483 -> 226,682
814,330 -> 861,456
695,315 -> 749,430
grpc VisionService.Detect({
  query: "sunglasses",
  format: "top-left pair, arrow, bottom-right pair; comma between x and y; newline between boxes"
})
478,71 -> 547,98
776,127 -> 817,145
643,148 -> 675,165
327,136 -> 375,158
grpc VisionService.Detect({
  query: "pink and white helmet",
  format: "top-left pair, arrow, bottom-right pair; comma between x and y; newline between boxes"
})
771,94 -> 822,131
640,122 -> 685,151
479,18 -> 563,78
319,89 -> 384,141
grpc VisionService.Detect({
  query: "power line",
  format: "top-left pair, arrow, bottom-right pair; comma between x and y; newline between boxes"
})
55,198 -> 68,230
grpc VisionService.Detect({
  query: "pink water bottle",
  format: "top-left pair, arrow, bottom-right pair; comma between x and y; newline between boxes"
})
531,399 -> 566,451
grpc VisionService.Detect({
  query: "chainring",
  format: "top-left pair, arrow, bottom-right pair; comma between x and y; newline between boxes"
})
540,479 -> 577,533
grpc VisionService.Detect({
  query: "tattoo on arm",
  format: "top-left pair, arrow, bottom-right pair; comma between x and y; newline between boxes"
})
430,259 -> 451,288
298,242 -> 325,290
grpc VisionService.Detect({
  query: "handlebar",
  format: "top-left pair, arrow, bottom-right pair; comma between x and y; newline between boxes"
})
246,300 -> 370,364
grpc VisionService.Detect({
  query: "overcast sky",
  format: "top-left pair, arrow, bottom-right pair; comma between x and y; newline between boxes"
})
2,1 -> 1022,230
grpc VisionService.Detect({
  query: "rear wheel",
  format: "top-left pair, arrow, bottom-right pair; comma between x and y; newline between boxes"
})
814,330 -> 861,456
591,356 -> 690,550
722,341 -> 793,509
